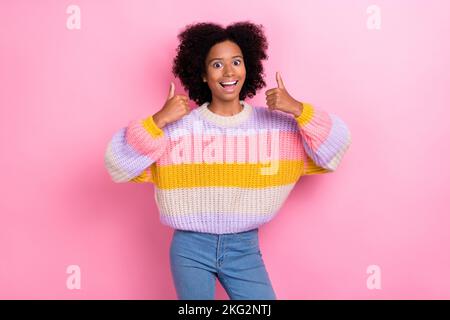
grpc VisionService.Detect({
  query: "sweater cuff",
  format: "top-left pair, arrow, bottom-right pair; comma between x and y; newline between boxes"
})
294,102 -> 315,127
142,115 -> 164,138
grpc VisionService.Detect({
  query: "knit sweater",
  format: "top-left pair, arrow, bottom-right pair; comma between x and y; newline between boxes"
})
104,100 -> 351,234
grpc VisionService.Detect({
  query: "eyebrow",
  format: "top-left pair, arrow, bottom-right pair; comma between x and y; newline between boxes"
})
207,55 -> 243,64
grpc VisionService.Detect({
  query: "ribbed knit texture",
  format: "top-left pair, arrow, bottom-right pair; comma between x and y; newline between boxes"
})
104,100 -> 351,234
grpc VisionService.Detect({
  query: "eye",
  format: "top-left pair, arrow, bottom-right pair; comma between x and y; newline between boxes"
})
212,59 -> 242,68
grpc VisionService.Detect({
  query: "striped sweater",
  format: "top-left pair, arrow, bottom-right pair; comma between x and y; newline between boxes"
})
104,100 -> 351,234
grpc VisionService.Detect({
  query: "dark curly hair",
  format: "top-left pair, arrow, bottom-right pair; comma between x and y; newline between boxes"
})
172,21 -> 269,106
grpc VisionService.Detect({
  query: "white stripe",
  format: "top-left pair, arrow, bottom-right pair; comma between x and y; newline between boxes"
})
325,129 -> 352,171
155,184 -> 296,217
104,141 -> 131,183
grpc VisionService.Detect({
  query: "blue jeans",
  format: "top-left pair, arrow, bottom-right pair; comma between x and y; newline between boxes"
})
169,228 -> 276,300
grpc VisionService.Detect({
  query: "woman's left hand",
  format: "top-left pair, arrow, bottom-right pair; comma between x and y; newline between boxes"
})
265,72 -> 303,117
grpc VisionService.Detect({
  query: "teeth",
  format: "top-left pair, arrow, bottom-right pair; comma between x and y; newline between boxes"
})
220,80 -> 238,85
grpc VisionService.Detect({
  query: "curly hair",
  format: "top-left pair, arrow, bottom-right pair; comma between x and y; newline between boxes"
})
172,21 -> 269,106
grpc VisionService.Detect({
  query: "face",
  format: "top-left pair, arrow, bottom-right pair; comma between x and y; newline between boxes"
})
203,40 -> 246,102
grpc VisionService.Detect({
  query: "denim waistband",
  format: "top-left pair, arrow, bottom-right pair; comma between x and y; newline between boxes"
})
174,227 -> 258,238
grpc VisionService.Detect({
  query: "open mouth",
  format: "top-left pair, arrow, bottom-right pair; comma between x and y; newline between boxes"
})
219,80 -> 239,92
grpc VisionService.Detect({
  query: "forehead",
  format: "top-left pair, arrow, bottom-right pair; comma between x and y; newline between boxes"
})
207,40 -> 243,60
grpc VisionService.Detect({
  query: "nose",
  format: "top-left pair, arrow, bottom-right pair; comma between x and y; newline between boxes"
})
223,63 -> 235,77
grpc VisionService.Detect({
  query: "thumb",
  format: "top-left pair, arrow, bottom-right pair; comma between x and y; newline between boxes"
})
276,71 -> 285,89
167,82 -> 175,100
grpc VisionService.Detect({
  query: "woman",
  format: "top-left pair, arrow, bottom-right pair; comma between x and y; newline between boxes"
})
104,21 -> 351,300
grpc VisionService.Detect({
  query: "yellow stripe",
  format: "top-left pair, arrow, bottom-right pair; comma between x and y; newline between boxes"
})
150,160 -> 304,189
295,102 -> 315,127
142,115 -> 164,138
131,164 -> 155,183
303,157 -> 332,175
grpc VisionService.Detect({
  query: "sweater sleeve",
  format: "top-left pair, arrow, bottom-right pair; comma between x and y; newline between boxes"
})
294,102 -> 351,176
104,115 -> 169,183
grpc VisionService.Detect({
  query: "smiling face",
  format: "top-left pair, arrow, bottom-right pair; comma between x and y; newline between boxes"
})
203,40 -> 246,103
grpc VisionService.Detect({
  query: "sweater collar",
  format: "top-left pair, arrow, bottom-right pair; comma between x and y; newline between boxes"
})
197,100 -> 253,128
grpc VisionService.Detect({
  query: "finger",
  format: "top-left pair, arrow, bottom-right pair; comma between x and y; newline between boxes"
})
174,95 -> 187,104
276,71 -> 285,90
265,88 -> 279,96
178,95 -> 189,103
167,82 -> 175,100
178,99 -> 187,108
266,99 -> 275,108
266,95 -> 278,103
266,99 -> 276,108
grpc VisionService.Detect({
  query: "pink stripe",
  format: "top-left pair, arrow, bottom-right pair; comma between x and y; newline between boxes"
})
301,108 -> 333,152
156,131 -> 309,165
125,119 -> 165,157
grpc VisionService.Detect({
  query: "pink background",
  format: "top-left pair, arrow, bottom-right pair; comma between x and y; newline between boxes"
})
1,0 -> 449,299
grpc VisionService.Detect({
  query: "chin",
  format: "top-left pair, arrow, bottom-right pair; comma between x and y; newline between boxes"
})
217,90 -> 242,100
221,96 -> 239,102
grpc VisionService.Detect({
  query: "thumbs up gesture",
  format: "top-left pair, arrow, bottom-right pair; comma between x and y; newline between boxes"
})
152,82 -> 191,129
265,72 -> 303,117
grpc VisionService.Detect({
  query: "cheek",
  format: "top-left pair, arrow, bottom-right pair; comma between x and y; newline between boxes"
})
240,66 -> 246,78
207,77 -> 220,91
207,68 -> 221,79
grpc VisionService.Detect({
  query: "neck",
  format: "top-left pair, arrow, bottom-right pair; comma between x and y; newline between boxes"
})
207,98 -> 243,116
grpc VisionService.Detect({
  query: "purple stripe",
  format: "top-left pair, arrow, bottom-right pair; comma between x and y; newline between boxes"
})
162,105 -> 300,136
110,128 -> 154,178
159,211 -> 280,234
302,113 -> 351,167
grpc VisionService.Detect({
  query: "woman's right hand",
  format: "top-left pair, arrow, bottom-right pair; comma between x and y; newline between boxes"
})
152,82 -> 190,129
